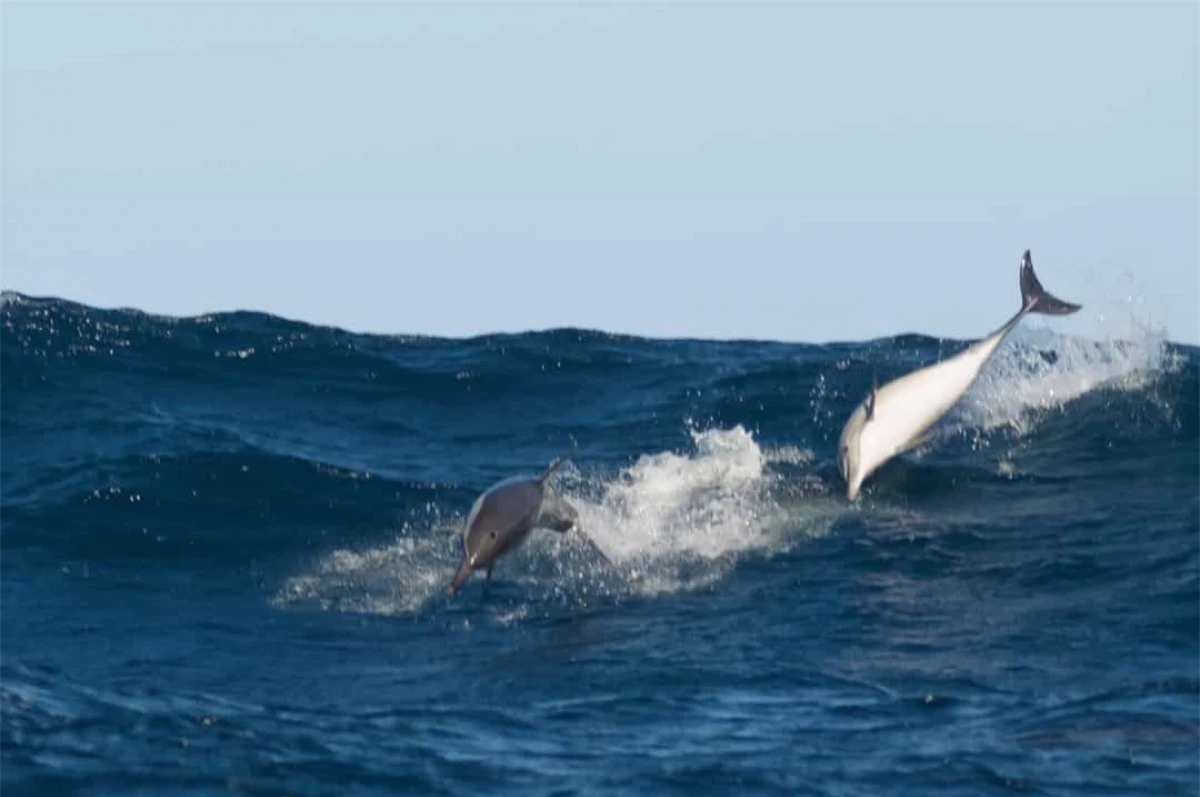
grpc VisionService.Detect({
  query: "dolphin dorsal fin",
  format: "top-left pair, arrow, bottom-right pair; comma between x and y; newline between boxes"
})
865,373 -> 878,421
536,457 -> 571,485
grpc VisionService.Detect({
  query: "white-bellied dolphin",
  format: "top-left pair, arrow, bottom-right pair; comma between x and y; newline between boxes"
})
446,459 -> 611,596
837,250 -> 1081,501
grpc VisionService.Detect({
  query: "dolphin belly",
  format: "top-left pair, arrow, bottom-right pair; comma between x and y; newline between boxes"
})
869,336 -> 1000,456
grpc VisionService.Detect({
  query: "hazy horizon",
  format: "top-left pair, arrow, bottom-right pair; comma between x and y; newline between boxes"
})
4,3 -> 1197,345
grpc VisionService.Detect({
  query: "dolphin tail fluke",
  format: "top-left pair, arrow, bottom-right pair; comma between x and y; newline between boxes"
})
446,561 -> 474,596
1019,250 -> 1082,316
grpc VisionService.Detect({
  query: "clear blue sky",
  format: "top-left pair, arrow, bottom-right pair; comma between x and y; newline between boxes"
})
3,3 -> 1197,344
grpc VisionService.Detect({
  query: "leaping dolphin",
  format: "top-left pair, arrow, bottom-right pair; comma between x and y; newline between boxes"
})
446,459 -> 611,596
837,250 -> 1081,501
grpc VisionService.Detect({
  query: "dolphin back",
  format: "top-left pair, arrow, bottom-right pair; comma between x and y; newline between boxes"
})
1020,251 -> 1082,316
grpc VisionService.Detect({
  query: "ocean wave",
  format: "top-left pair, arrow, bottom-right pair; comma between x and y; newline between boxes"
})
3,293 -> 1195,596
3,292 -> 1196,796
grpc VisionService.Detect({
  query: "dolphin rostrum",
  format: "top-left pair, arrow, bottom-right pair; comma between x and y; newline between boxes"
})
837,250 -> 1081,501
446,458 -> 611,596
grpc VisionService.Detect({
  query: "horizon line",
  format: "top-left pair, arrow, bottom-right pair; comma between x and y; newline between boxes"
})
2,287 -> 1195,351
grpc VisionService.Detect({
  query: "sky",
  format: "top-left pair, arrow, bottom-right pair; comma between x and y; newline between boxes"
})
3,2 -> 1197,345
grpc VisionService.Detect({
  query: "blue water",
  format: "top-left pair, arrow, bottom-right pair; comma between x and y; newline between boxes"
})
2,291 -> 1197,796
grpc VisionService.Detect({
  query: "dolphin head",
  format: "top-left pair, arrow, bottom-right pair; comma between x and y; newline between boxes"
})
446,477 -> 542,595
837,402 -> 870,501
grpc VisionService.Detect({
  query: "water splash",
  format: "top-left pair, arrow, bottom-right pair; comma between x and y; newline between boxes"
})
273,532 -> 457,617
954,318 -> 1179,436
272,427 -> 836,617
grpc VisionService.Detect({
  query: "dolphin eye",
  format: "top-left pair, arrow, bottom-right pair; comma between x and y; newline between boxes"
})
489,531 -> 497,539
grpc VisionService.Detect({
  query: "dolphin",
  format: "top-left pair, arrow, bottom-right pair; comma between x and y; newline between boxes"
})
837,250 -> 1081,501
446,459 -> 611,596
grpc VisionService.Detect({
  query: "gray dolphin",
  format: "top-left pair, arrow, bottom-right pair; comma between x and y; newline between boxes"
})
446,459 -> 611,596
837,250 -> 1082,500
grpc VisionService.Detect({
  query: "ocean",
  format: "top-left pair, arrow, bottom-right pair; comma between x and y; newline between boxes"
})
2,291 -> 1196,796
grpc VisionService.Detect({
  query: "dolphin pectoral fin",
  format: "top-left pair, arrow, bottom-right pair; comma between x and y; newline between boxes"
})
542,516 -> 576,533
447,560 -> 474,596
485,564 -> 493,585
1019,250 -> 1082,316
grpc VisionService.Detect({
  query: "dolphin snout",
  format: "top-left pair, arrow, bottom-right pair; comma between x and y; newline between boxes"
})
845,469 -> 866,501
447,560 -> 474,596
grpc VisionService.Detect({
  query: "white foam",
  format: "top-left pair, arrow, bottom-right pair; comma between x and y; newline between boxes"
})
273,532 -> 456,616
272,426 -> 837,618
574,425 -> 770,560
